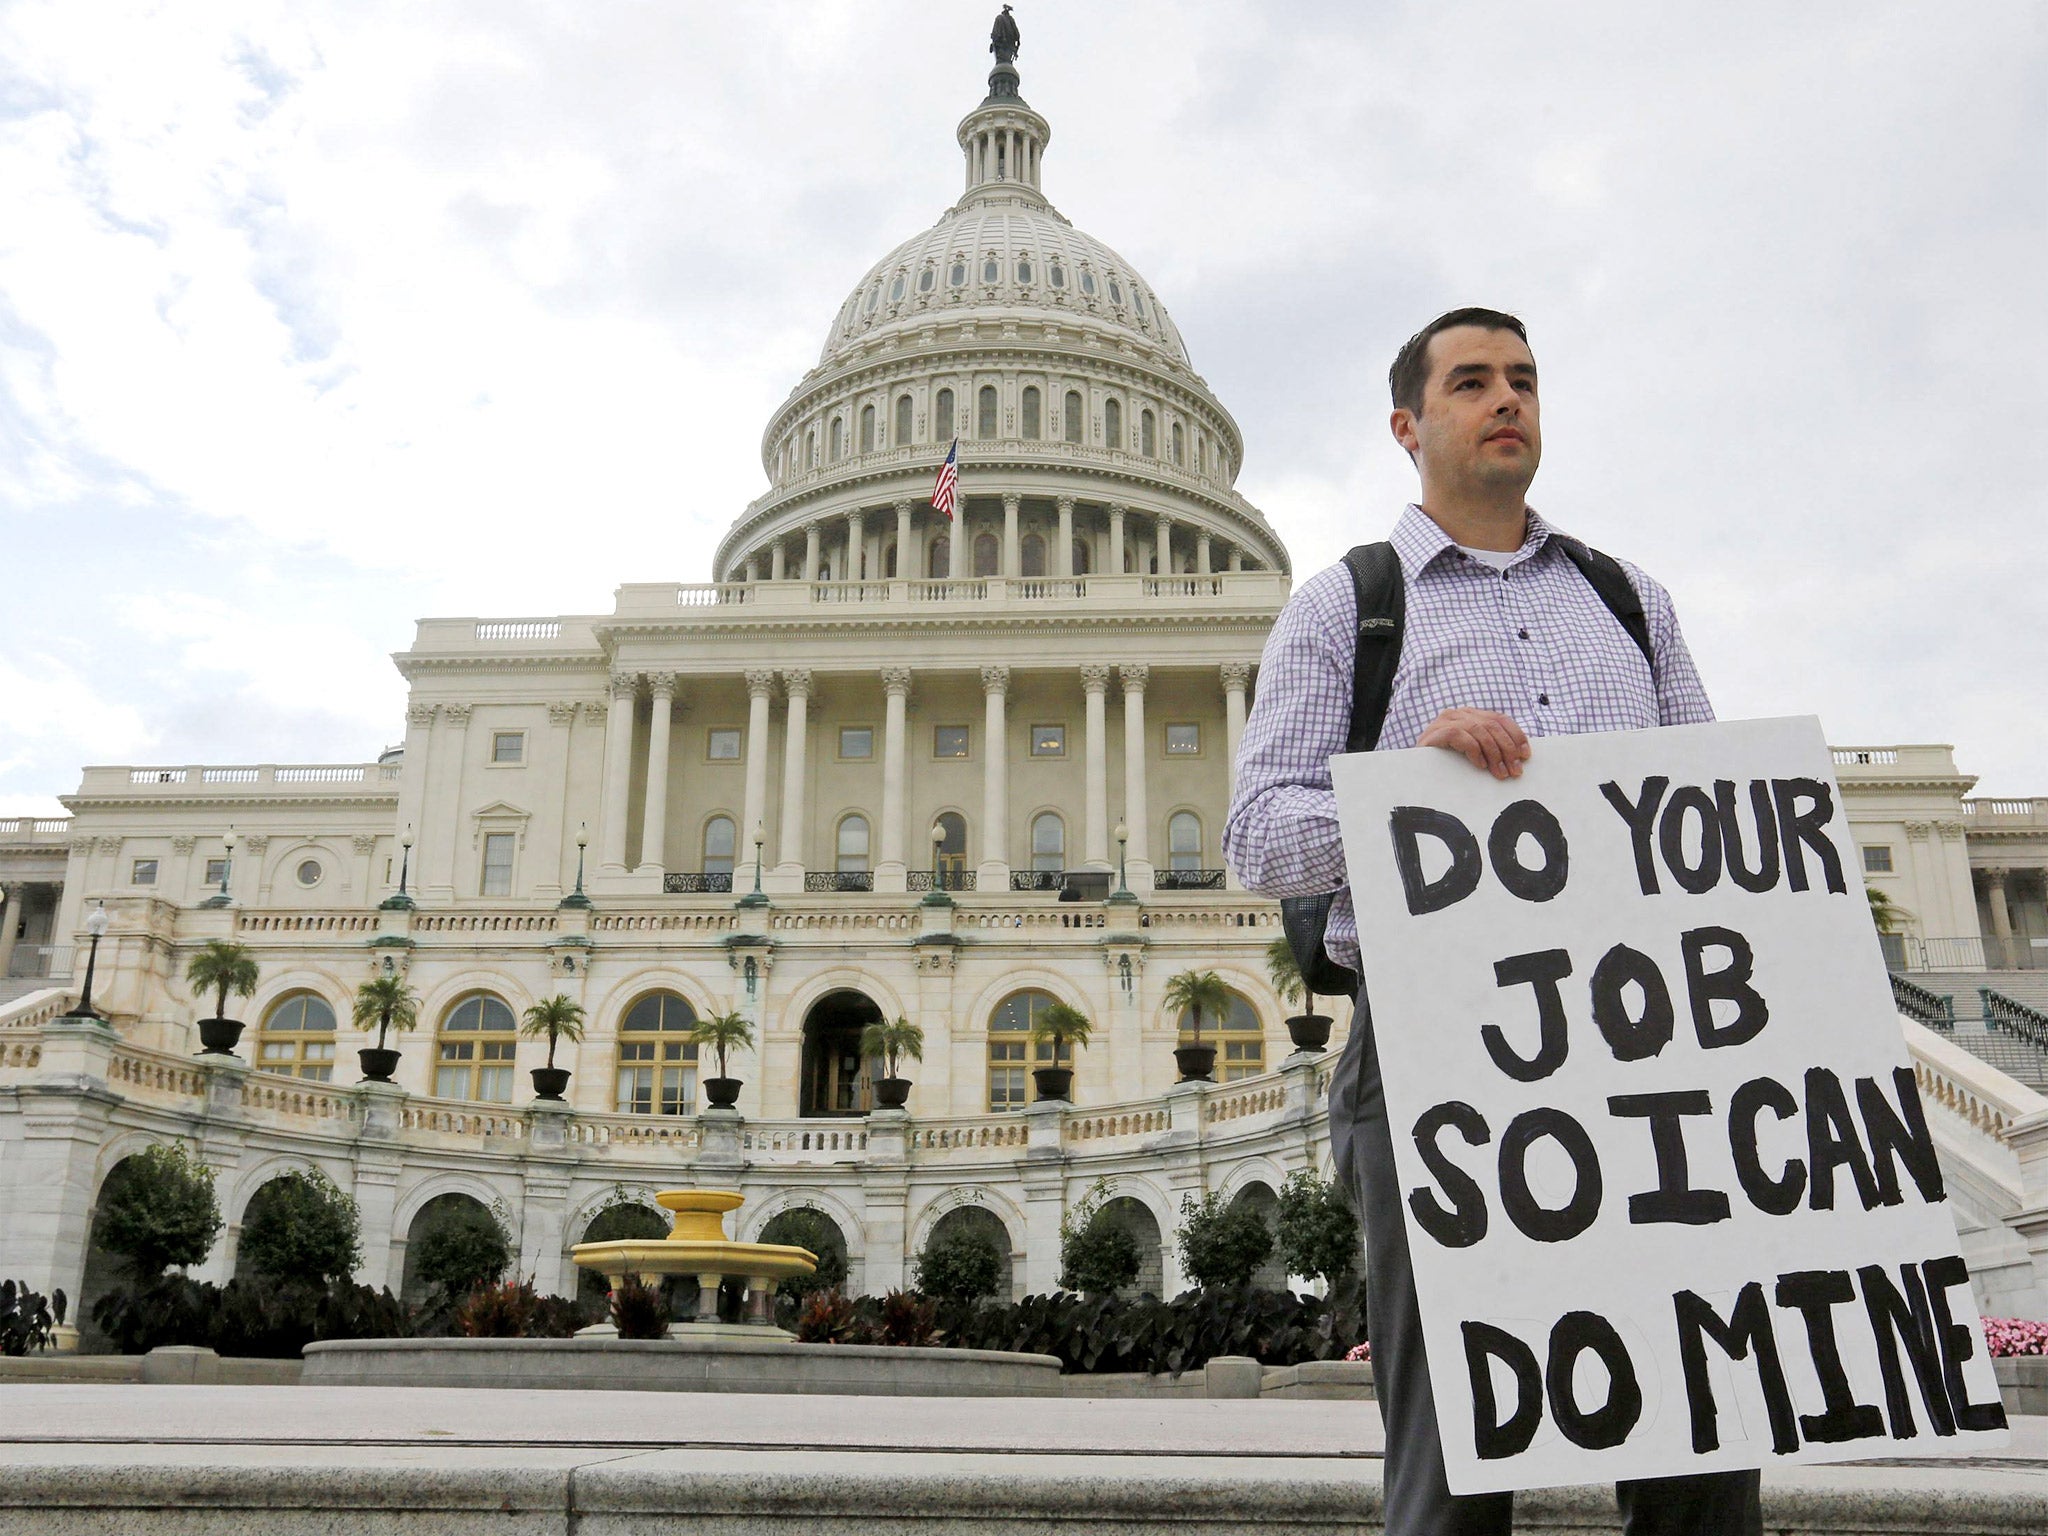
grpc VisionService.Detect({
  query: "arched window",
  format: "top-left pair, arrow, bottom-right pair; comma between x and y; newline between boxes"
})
988,989 -> 1074,1110
949,260 -> 967,287
1048,261 -> 1066,290
885,540 -> 898,577
917,265 -> 935,293
1020,386 -> 1041,439
935,388 -> 955,441
836,814 -> 870,874
1103,398 -> 1122,449
895,393 -> 913,445
1140,409 -> 1157,458
1063,390 -> 1083,443
1168,811 -> 1202,871
1171,421 -> 1184,465
972,531 -> 999,577
828,417 -> 844,461
859,404 -> 875,454
1016,256 -> 1032,284
1030,812 -> 1064,872
977,384 -> 998,438
982,255 -> 1000,283
1177,989 -> 1264,1082
935,811 -> 968,888
888,272 -> 906,302
436,993 -> 518,1103
1079,269 -> 1097,296
1197,433 -> 1207,474
1072,538 -> 1091,575
615,991 -> 698,1115
703,815 -> 736,885
1021,532 -> 1046,577
256,991 -> 336,1080
929,537 -> 951,579
804,430 -> 816,469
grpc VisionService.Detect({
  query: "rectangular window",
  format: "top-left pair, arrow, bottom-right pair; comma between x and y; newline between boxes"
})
988,1040 -> 1028,1111
934,724 -> 970,759
1030,724 -> 1066,758
707,727 -> 742,761
130,858 -> 158,885
839,725 -> 874,760
490,731 -> 525,764
1165,723 -> 1201,756
205,857 -> 229,886
1221,1039 -> 1265,1082
481,832 -> 515,896
1863,845 -> 1894,874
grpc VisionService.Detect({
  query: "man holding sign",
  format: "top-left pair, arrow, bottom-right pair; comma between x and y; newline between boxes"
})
1225,310 -> 1999,1532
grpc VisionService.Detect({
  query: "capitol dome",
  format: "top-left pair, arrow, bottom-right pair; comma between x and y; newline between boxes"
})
716,38 -> 1284,584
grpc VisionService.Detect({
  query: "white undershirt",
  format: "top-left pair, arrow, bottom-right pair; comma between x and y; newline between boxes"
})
1457,544 -> 1518,571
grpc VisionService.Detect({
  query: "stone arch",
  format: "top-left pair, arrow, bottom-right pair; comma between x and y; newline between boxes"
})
592,969 -> 722,1038
908,1185 -> 1028,1266
963,967 -> 1095,1037
399,1188 -> 507,1303
77,1141 -> 201,1346
1097,1195 -> 1166,1298
777,970 -> 913,1040
568,1196 -> 670,1311
739,1185 -> 871,1266
237,970 -> 354,1039
1225,1177 -> 1288,1292
919,1204 -> 1015,1300
230,1159 -> 354,1282
756,1203 -> 853,1298
269,838 -> 342,905
798,987 -> 886,1117
389,1171 -> 509,1241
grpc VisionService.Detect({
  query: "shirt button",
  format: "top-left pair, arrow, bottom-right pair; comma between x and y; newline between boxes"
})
1537,693 -> 1551,706
1517,628 -> 1530,640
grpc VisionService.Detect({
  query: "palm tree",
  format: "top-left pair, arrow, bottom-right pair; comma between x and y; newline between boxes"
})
185,940 -> 259,1020
1265,935 -> 1307,1014
1163,969 -> 1232,1046
1867,885 -> 1909,935
690,1010 -> 756,1082
352,974 -> 421,1053
1028,1001 -> 1093,1061
520,994 -> 586,1070
860,1015 -> 925,1080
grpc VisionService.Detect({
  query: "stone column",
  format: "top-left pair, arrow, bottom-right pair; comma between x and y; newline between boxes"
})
350,834 -> 377,904
0,883 -> 21,977
980,666 -> 1010,885
1002,493 -> 1021,577
1228,546 -> 1244,572
1082,665 -> 1111,868
845,509 -> 865,582
426,704 -> 471,901
1154,514 -> 1172,578
1120,664 -> 1151,883
1196,531 -> 1212,576
778,669 -> 812,872
1986,866 -> 2015,966
749,555 -> 764,582
741,669 -> 776,886
770,540 -> 786,581
888,501 -> 913,581
1221,662 -> 1251,797
803,521 -> 821,582
1109,504 -> 1126,575
392,702 -> 437,869
878,667 -> 912,887
1056,497 -> 1075,578
948,510 -> 963,582
597,673 -> 638,874
636,672 -> 677,875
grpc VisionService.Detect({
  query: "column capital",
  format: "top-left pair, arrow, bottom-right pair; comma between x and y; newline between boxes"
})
609,671 -> 640,701
645,671 -> 678,700
881,666 -> 913,698
1080,663 -> 1112,695
1056,495 -> 1076,514
1220,660 -> 1253,692
892,498 -> 914,516
1001,492 -> 1022,514
546,701 -> 579,726
1108,502 -> 1127,519
1984,865 -> 2011,886
981,665 -> 1011,696
581,699 -> 609,726
1154,510 -> 1173,528
406,702 -> 438,728
1118,663 -> 1149,695
744,668 -> 779,700
1904,821 -> 1932,841
442,704 -> 473,727
171,836 -> 197,855
782,667 -> 813,699
242,834 -> 270,854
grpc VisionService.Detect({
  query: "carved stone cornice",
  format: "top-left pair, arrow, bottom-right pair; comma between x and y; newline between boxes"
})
881,667 -> 913,698
1118,663 -> 1149,695
980,665 -> 1010,696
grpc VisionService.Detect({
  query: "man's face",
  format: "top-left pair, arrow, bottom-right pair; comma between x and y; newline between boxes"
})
1390,325 -> 1542,496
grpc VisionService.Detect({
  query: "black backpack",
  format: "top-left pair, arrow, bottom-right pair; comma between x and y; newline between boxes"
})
1278,537 -> 1657,999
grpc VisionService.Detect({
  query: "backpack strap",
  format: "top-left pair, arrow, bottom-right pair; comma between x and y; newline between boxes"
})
1341,542 -> 1404,753
1553,536 -> 1655,676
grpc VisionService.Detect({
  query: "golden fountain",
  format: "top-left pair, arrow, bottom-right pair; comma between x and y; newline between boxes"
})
571,1189 -> 817,1332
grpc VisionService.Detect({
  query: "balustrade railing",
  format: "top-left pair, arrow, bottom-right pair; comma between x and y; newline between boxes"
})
1154,868 -> 1227,891
1889,972 -> 1955,1030
4,945 -> 72,980
664,871 -> 734,894
1892,935 -> 2048,972
805,871 -> 876,892
1984,989 -> 2048,1052
907,870 -> 977,892
0,817 -> 71,839
473,619 -> 562,640
1009,869 -> 1065,892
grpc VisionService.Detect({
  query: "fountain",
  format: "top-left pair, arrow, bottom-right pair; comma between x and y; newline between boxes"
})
571,1188 -> 817,1335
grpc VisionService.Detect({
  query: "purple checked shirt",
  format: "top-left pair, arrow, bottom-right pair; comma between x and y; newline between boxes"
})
1224,504 -> 1714,971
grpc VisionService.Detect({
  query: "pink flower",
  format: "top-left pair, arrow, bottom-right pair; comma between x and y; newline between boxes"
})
1344,1341 -> 1372,1363
1981,1318 -> 2048,1357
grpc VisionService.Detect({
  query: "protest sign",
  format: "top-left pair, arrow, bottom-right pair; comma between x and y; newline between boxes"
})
1331,716 -> 2007,1493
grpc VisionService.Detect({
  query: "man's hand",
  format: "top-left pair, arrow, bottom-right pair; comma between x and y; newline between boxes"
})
1417,708 -> 1531,780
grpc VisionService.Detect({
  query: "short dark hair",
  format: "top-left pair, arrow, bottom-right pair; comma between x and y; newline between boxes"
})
1388,308 -> 1529,416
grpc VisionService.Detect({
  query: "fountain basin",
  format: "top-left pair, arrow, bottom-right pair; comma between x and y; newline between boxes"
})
570,1187 -> 817,1330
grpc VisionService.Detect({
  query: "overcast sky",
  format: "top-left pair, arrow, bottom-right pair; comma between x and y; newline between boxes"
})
2,1 -> 2042,816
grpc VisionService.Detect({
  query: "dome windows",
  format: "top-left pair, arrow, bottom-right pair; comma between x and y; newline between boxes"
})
977,384 -> 998,438
1108,278 -> 1124,306
1079,269 -> 1097,296
829,417 -> 845,461
895,394 -> 913,445
863,282 -> 880,314
860,404 -> 876,454
982,255 -> 1000,284
1021,386 -> 1041,440
1016,257 -> 1032,284
917,266 -> 936,293
1171,421 -> 1185,466
889,273 -> 906,302
1140,409 -> 1157,458
1103,397 -> 1122,449
935,388 -> 955,441
1132,287 -> 1147,319
1048,262 -> 1066,290
1063,390 -> 1083,444
949,260 -> 967,287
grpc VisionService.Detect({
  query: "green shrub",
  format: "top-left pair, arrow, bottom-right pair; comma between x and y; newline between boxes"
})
913,1228 -> 1004,1302
410,1202 -> 511,1297
91,1274 -> 413,1357
1060,1213 -> 1141,1295
1275,1170 -> 1360,1289
94,1143 -> 223,1279
238,1169 -> 363,1285
454,1279 -> 581,1339
1,1280 -> 61,1356
758,1208 -> 850,1303
878,1289 -> 941,1347
1176,1192 -> 1273,1290
793,1288 -> 864,1343
610,1277 -> 670,1340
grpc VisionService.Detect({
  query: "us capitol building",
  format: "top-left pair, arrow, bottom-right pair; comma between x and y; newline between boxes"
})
4,31 -> 2047,1330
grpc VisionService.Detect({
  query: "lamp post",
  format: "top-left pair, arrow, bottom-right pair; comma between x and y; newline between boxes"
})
380,826 -> 416,911
737,819 -> 768,908
1110,820 -> 1136,904
923,821 -> 953,907
62,902 -> 109,1021
560,822 -> 592,909
199,827 -> 235,908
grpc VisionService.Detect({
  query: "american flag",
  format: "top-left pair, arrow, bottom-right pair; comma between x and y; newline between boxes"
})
930,438 -> 958,521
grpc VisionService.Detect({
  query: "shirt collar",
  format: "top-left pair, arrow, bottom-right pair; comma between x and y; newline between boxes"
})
1391,503 -> 1560,579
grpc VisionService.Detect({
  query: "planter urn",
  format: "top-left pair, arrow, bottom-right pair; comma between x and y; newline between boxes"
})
702,1076 -> 743,1109
1173,1043 -> 1218,1083
530,1066 -> 571,1101
197,1017 -> 245,1057
1031,1066 -> 1074,1102
1285,1013 -> 1333,1053
358,1046 -> 402,1083
873,1076 -> 912,1110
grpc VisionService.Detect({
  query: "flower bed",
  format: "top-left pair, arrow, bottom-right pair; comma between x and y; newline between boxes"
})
1983,1318 -> 2048,1357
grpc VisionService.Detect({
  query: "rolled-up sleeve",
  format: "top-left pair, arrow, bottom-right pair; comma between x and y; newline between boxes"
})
1224,564 -> 1356,897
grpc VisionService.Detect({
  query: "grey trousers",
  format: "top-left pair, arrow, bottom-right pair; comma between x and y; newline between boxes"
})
1331,993 -> 1763,1536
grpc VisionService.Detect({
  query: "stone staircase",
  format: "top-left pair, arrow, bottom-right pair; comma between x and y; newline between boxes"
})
1892,970 -> 2048,1089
